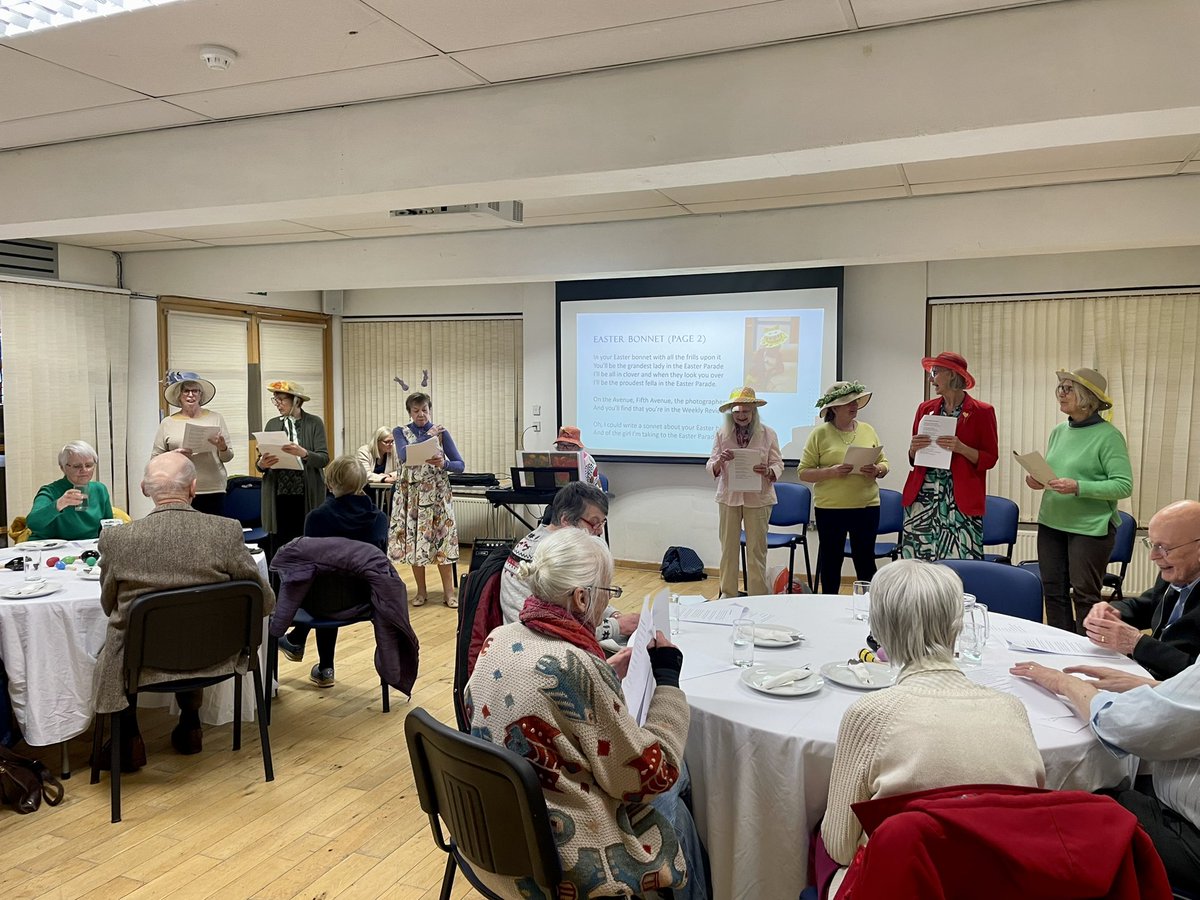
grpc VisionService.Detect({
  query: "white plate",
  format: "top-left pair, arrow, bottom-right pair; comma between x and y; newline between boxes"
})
14,540 -> 67,551
79,568 -> 102,581
819,661 -> 896,690
753,624 -> 803,648
741,665 -> 824,697
1,581 -> 64,599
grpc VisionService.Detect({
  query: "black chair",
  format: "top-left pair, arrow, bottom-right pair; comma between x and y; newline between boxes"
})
265,573 -> 390,723
405,707 -> 562,900
224,476 -> 268,543
453,546 -> 510,732
90,580 -> 273,823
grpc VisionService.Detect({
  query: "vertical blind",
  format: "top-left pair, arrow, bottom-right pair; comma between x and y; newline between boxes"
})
930,292 -> 1200,524
260,321 -> 327,423
342,319 -> 522,475
0,280 -> 130,516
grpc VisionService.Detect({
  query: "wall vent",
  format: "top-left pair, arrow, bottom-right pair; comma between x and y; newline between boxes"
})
0,239 -> 58,280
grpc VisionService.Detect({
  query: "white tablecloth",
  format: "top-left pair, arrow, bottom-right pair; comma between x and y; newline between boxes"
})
674,594 -> 1146,900
0,541 -> 269,747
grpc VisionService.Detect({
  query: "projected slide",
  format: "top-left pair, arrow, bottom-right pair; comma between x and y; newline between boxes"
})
559,275 -> 841,461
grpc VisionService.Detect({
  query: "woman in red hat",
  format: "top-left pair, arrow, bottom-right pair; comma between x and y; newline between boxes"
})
900,352 -> 998,560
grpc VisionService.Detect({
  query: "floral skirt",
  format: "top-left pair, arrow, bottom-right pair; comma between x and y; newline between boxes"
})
388,466 -> 460,566
900,469 -> 983,561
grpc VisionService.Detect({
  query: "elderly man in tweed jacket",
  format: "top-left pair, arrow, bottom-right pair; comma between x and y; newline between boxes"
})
94,453 -> 274,769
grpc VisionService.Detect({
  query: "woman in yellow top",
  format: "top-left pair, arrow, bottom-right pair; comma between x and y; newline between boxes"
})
799,381 -> 889,594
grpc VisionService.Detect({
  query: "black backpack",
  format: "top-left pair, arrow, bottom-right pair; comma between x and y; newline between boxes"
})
661,546 -> 707,582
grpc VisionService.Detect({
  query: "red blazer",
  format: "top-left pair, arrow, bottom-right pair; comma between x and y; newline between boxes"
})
836,784 -> 1172,900
901,394 -> 998,517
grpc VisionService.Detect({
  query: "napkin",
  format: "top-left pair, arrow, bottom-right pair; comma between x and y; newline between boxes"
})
761,667 -> 813,690
8,580 -> 47,596
848,662 -> 874,685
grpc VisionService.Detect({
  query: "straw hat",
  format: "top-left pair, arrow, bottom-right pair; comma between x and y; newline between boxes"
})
555,425 -> 586,448
163,371 -> 216,407
1056,367 -> 1113,410
816,381 -> 873,415
921,351 -> 976,390
758,326 -> 789,349
266,379 -> 311,402
719,386 -> 767,413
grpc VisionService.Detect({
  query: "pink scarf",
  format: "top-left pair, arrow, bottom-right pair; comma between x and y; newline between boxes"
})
519,595 -> 604,659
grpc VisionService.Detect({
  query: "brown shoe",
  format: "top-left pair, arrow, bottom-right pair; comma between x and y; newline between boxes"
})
170,723 -> 203,755
95,735 -> 147,772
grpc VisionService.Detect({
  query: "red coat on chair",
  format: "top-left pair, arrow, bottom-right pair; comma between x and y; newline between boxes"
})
836,784 -> 1172,900
901,394 -> 998,517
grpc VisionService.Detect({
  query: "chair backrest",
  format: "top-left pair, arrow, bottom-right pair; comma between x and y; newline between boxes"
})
1109,511 -> 1136,565
936,559 -> 1043,622
877,488 -> 904,536
223,476 -> 263,525
454,547 -> 509,732
598,472 -> 609,493
123,580 -> 265,691
982,495 -> 1019,551
405,707 -> 562,892
301,572 -> 373,619
769,482 -> 812,528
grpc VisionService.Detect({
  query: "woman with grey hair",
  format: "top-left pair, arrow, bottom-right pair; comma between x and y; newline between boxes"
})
819,559 -> 1045,896
26,440 -> 115,540
1028,367 -> 1132,633
465,527 -> 696,900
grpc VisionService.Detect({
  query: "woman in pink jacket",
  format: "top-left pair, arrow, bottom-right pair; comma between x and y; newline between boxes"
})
707,387 -> 784,597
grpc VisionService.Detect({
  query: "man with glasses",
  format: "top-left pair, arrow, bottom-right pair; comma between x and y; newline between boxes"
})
1081,500 -> 1200,680
499,481 -> 639,643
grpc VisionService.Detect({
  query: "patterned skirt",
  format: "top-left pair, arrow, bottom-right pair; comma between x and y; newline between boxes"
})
388,466 -> 460,566
900,468 -> 983,561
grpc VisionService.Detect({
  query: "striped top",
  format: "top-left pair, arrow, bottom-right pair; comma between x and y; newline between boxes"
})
1091,662 -> 1200,829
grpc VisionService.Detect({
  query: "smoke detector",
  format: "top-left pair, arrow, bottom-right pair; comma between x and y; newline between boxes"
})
200,45 -> 237,71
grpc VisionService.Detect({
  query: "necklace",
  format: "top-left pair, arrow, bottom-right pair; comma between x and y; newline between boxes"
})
835,423 -> 858,445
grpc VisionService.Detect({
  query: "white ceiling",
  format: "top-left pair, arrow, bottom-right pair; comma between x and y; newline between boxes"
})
3,0 -> 1198,251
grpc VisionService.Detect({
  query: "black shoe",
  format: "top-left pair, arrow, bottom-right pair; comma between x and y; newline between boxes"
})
309,665 -> 335,688
94,735 -> 147,772
278,634 -> 304,662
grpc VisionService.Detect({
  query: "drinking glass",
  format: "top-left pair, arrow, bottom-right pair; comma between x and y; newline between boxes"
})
731,617 -> 755,668
669,592 -> 681,635
852,580 -> 871,622
24,550 -> 42,581
76,482 -> 90,512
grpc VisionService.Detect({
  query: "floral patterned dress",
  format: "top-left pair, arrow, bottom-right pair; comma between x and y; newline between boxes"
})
388,424 -> 460,566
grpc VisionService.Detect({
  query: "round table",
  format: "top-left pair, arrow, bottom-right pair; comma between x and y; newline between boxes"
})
0,540 -> 269,751
672,594 -> 1146,900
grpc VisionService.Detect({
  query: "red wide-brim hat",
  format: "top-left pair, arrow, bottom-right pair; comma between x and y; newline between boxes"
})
921,351 -> 976,390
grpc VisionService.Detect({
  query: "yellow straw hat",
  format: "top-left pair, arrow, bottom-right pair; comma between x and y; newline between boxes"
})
719,386 -> 767,413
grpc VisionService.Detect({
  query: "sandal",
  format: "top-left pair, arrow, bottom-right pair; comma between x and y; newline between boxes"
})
411,594 -> 427,607
445,596 -> 459,609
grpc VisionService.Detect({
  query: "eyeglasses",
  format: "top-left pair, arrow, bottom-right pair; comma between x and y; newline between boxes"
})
580,515 -> 607,533
180,387 -> 203,395
64,461 -> 96,471
271,395 -> 292,405
589,585 -> 623,599
380,437 -> 395,445
1055,383 -> 1074,395
1141,536 -> 1200,557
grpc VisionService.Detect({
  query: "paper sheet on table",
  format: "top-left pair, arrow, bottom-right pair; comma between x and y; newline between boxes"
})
680,648 -> 737,681
727,448 -> 765,492
181,422 -> 222,456
913,415 -> 956,469
963,665 -> 1074,718
402,438 -> 441,466
622,596 -> 657,725
1013,450 -> 1057,485
252,431 -> 303,470
676,594 -> 708,606
678,604 -> 769,626
842,445 -> 882,475
1005,630 -> 1125,658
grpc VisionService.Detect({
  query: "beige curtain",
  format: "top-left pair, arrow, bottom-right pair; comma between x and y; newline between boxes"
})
260,321 -> 327,422
930,292 -> 1200,524
1,280 -> 130,519
342,319 -> 522,474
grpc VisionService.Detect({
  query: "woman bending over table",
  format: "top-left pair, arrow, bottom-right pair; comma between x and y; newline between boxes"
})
820,559 -> 1044,897
356,426 -> 399,484
26,440 -> 114,540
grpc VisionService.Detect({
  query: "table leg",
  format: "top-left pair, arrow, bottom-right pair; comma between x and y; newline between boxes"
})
60,740 -> 71,779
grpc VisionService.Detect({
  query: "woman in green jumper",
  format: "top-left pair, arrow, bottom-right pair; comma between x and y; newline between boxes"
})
26,440 -> 114,540
1028,368 -> 1132,633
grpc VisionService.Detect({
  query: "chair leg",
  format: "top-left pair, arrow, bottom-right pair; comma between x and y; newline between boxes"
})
251,668 -> 274,782
740,544 -> 748,594
110,711 -> 121,824
439,851 -> 457,900
381,680 -> 390,714
233,674 -> 243,751
786,545 -> 796,593
801,541 -> 814,592
90,714 -> 104,785
265,636 -> 276,726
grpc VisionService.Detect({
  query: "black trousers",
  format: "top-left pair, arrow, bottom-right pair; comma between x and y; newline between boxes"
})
1037,522 -> 1116,633
814,506 -> 880,594
1102,779 -> 1200,892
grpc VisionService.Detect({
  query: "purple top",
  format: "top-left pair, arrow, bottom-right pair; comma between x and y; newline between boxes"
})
393,421 -> 465,474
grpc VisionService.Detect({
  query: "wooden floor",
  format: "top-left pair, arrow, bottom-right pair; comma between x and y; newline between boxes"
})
1,552 -> 700,900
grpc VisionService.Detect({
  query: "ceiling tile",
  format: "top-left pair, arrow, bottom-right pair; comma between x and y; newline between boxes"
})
2,0 -> 439,96
848,0 -> 1058,28
908,163 -> 1178,196
104,239 -> 213,252
202,232 -> 350,246
288,212 -> 401,231
47,231 -> 174,248
522,191 -> 676,217
147,221 -> 325,240
365,0 -> 792,52
450,0 -> 849,82
0,46 -> 146,122
337,216 -> 514,236
0,100 -> 206,151
904,136 -> 1200,184
166,56 -> 482,119
661,166 -> 905,204
523,207 -> 690,227
680,185 -> 908,213
1183,161 -> 1200,174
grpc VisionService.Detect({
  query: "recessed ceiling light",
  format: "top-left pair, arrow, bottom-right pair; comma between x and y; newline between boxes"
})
0,1 -> 188,39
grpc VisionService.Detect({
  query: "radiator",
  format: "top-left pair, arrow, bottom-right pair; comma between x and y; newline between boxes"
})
1009,528 -> 1157,597
453,496 -> 525,544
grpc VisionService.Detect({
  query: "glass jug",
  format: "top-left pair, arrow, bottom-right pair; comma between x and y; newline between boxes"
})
957,593 -> 989,666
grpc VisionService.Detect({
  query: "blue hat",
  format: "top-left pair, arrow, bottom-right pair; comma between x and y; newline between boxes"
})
164,371 -> 216,407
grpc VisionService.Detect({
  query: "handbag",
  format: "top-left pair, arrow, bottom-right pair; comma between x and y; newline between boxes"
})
0,745 -> 64,814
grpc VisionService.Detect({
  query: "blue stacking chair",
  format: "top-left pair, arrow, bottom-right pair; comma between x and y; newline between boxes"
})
937,558 -> 1044,621
741,482 -> 812,593
224,476 -> 268,543
842,488 -> 904,565
1102,511 -> 1136,600
982,495 -> 1019,563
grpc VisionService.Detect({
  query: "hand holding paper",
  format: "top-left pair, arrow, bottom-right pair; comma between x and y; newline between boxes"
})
727,448 -> 765,492
842,445 -> 882,475
914,415 -> 956,469
253,431 -> 303,470
403,439 -> 442,467
1013,450 -> 1056,486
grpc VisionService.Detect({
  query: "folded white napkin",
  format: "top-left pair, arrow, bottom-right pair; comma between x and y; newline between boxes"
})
848,662 -> 874,685
9,580 -> 47,596
761,666 -> 813,690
